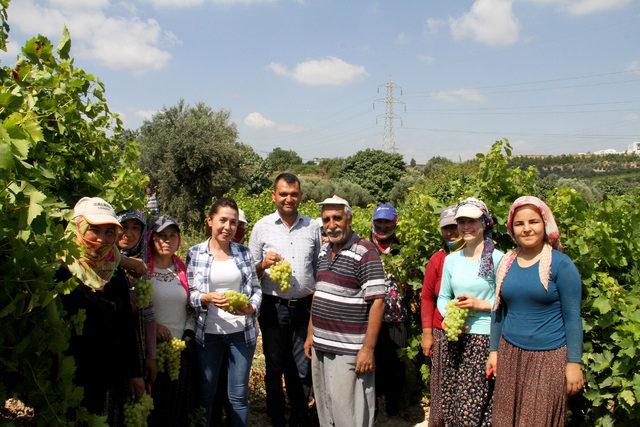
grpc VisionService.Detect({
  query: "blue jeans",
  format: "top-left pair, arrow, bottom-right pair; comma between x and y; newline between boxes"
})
198,332 -> 256,426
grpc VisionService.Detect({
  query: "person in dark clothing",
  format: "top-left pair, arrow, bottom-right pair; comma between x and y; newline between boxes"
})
60,197 -> 144,425
369,203 -> 407,417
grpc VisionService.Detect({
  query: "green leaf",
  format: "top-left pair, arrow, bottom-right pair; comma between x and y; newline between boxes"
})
593,296 -> 612,314
22,35 -> 53,63
22,114 -> 44,142
24,184 -> 47,224
0,142 -> 13,169
619,389 -> 636,406
0,92 -> 22,109
56,26 -> 71,59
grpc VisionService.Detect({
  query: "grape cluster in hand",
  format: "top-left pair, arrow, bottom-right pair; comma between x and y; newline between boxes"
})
224,290 -> 249,314
157,337 -> 186,381
123,392 -> 154,427
270,260 -> 292,292
135,278 -> 153,308
443,300 -> 470,342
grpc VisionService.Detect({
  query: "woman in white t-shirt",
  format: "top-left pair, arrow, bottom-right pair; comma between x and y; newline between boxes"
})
146,215 -> 195,426
187,198 -> 261,426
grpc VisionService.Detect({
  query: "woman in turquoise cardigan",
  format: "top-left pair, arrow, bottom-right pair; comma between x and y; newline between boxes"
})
436,197 -> 504,426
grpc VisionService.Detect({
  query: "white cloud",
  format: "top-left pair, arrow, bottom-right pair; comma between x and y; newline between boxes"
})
141,0 -> 275,7
395,32 -> 410,45
418,54 -> 435,65
266,62 -> 289,76
629,60 -> 640,75
267,57 -> 368,86
449,0 -> 520,46
0,40 -> 21,62
48,0 -> 111,10
528,0 -> 632,15
243,112 -> 305,133
244,112 -> 275,129
9,0 -> 174,74
432,88 -> 485,103
426,17 -> 445,34
135,110 -> 157,120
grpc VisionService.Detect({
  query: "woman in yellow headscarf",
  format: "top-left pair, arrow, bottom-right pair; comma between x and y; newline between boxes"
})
60,197 -> 145,425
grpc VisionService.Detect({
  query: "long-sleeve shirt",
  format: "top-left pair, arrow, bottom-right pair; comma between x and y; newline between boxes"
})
421,250 -> 446,330
437,249 -> 504,335
187,240 -> 261,346
490,250 -> 583,363
60,267 -> 142,392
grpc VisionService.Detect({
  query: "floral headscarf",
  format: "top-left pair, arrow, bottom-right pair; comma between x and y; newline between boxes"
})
66,216 -> 122,291
456,197 -> 496,281
116,209 -> 148,259
493,196 -> 562,310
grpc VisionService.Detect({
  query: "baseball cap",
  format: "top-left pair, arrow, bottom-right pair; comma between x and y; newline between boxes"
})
73,197 -> 121,227
454,197 -> 486,220
151,215 -> 180,233
117,209 -> 147,227
373,203 -> 397,221
238,208 -> 247,225
317,194 -> 351,208
439,205 -> 458,228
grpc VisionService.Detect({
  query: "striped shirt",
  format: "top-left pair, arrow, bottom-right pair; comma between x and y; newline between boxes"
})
249,211 -> 321,299
186,240 -> 262,346
311,233 -> 386,355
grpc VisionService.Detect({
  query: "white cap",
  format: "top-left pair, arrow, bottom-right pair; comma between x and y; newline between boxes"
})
238,208 -> 247,225
73,197 -> 121,227
454,197 -> 485,220
317,194 -> 351,208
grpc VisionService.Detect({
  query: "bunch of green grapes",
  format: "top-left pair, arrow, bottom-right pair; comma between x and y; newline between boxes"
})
224,290 -> 249,314
123,392 -> 154,427
443,300 -> 470,342
157,338 -> 186,381
270,260 -> 292,292
134,277 -> 153,308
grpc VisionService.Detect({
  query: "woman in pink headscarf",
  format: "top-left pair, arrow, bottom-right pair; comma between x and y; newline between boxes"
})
487,196 -> 584,427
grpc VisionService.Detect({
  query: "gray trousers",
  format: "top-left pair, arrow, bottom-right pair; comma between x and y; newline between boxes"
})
311,348 -> 376,427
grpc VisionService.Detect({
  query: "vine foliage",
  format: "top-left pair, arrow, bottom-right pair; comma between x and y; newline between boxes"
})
0,12 -> 145,424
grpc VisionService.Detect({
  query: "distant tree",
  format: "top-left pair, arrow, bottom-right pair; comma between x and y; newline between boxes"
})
409,158 -> 417,168
302,177 -> 374,207
388,168 -> 425,205
138,100 -> 257,227
423,156 -> 453,176
338,149 -> 406,203
318,157 -> 344,178
265,147 -> 303,173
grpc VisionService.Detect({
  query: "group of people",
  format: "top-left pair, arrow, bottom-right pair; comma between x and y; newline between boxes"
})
59,171 -> 584,427
421,197 -> 584,427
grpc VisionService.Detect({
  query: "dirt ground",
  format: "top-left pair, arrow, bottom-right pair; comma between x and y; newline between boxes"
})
248,337 -> 430,426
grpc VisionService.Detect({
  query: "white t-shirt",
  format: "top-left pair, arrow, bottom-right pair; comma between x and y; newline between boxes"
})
152,266 -> 189,339
204,258 -> 246,334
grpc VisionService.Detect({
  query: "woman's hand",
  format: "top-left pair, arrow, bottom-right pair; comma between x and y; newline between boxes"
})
129,377 -> 145,399
120,256 -> 148,278
486,351 -> 498,379
421,329 -> 434,356
566,363 -> 584,396
201,292 -> 229,309
456,294 -> 491,311
229,303 -> 256,316
145,358 -> 157,384
156,323 -> 172,342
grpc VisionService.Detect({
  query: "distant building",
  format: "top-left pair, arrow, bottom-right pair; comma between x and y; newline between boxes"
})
626,142 -> 640,155
593,148 -> 619,155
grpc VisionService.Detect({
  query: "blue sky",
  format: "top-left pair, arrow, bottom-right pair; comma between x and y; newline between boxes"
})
3,0 -> 640,161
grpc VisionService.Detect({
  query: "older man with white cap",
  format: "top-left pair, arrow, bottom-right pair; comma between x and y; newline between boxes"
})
303,195 -> 386,427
